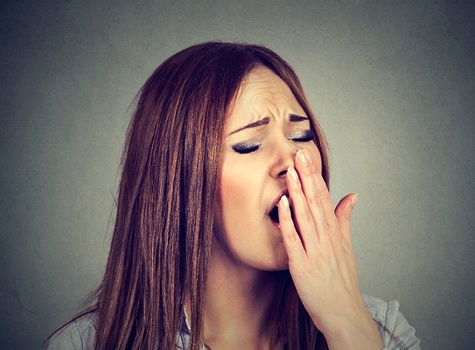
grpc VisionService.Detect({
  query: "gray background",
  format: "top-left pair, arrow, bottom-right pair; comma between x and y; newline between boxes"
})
1,0 -> 474,349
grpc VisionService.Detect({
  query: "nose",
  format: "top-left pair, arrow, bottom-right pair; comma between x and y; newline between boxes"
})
269,139 -> 299,179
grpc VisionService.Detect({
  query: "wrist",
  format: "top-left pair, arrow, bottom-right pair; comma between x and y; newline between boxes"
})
314,307 -> 384,350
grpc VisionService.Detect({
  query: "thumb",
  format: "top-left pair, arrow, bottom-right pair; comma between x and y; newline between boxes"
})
334,193 -> 358,236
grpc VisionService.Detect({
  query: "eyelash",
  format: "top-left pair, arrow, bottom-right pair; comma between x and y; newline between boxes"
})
290,129 -> 314,143
232,142 -> 260,154
232,130 -> 314,154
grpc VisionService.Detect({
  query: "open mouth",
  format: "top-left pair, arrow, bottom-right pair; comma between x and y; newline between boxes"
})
269,203 -> 294,224
269,206 -> 280,223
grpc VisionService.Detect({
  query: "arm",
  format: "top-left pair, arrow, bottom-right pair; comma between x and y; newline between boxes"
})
278,148 -> 384,349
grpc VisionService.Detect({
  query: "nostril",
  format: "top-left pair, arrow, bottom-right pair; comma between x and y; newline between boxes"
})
278,169 -> 287,177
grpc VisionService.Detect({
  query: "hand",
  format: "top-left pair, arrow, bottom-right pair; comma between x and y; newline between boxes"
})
278,149 -> 384,349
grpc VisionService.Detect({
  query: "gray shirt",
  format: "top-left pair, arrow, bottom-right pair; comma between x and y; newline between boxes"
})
47,294 -> 421,349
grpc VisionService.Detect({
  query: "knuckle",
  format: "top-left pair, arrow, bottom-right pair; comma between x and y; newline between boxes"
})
307,193 -> 321,206
281,212 -> 293,223
318,186 -> 331,201
298,208 -> 313,223
285,229 -> 299,242
324,217 -> 334,228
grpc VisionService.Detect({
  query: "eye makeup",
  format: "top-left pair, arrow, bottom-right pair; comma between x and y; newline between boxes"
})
231,140 -> 261,154
231,129 -> 314,155
290,129 -> 314,143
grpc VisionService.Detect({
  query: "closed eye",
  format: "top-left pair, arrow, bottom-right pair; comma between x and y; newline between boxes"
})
232,141 -> 260,154
291,129 -> 314,143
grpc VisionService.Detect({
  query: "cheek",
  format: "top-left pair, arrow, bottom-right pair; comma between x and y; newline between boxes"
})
215,161 -> 262,230
219,167 -> 251,215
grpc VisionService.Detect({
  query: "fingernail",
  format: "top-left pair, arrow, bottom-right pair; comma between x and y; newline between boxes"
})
288,166 -> 298,182
351,193 -> 359,207
297,149 -> 310,165
280,195 -> 289,208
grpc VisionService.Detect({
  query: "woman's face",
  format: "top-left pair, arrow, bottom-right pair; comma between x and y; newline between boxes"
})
213,67 -> 322,271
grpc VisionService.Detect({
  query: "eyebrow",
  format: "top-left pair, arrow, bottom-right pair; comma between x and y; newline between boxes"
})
228,114 -> 308,136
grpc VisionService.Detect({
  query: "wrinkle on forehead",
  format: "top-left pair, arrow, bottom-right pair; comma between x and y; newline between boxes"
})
227,67 -> 303,128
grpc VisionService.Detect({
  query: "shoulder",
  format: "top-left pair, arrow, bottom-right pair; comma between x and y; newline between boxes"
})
362,294 -> 421,350
46,313 -> 97,350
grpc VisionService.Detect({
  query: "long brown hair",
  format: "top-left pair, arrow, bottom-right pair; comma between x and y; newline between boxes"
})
91,42 -> 329,349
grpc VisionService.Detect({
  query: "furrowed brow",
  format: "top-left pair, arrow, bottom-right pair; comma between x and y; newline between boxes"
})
228,117 -> 270,136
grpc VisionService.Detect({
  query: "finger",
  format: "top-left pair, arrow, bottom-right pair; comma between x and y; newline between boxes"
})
278,194 -> 306,267
334,193 -> 358,244
294,149 -> 337,233
286,166 -> 319,252
295,149 -> 334,211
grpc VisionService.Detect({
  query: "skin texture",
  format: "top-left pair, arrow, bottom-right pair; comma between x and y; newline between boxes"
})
207,67 -> 384,349
213,66 -> 321,272
279,151 -> 384,349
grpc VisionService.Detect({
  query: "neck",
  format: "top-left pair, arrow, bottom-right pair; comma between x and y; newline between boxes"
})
201,247 -> 281,349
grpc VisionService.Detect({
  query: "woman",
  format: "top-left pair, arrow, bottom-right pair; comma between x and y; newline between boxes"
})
46,42 -> 420,349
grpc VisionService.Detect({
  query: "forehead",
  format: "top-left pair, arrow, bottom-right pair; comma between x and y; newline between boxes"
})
226,67 -> 305,127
